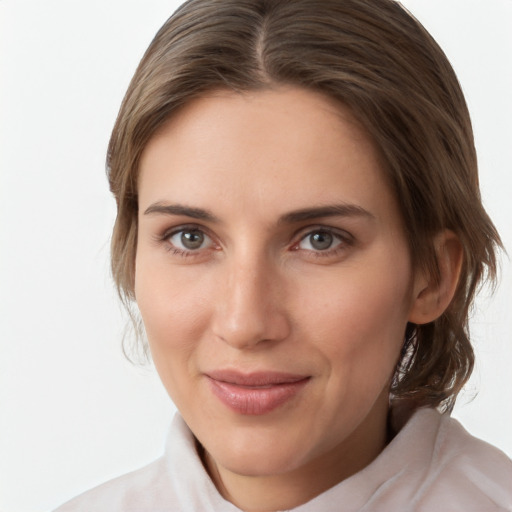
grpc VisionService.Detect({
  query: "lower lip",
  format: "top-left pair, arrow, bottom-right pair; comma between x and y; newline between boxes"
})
207,377 -> 310,415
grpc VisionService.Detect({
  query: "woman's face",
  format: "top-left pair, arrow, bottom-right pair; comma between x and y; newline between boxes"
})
136,87 -> 423,492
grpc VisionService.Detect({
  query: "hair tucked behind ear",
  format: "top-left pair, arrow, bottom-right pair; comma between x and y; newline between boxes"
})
107,0 -> 502,410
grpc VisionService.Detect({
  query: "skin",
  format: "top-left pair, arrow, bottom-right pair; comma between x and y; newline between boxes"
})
135,86 -> 458,511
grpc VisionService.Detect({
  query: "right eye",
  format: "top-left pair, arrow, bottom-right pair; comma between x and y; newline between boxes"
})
163,227 -> 215,255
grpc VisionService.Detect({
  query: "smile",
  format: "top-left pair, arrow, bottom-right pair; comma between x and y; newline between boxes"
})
205,370 -> 310,415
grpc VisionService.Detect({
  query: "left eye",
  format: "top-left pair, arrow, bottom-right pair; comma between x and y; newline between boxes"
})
168,229 -> 213,251
298,230 -> 344,251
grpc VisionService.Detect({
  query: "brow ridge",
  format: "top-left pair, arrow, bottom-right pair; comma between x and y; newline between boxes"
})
143,202 -> 218,222
143,201 -> 374,224
279,204 -> 375,224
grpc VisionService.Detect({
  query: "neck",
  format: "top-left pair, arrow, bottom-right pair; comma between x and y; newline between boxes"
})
204,393 -> 390,512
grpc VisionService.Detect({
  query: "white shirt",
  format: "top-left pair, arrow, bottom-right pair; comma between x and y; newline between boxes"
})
54,408 -> 512,511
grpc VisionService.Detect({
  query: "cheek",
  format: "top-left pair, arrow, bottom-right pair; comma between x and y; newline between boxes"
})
134,258 -> 211,370
298,258 -> 412,376
134,261 -> 218,416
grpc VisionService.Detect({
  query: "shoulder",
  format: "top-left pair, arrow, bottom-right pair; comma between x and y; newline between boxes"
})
52,414 -> 232,512
53,456 -> 173,512
53,416 -> 187,511
413,409 -> 512,511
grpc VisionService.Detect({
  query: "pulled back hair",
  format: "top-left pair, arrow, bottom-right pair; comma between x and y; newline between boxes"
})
107,0 -> 501,411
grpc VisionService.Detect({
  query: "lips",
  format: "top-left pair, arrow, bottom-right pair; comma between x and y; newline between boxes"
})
205,370 -> 310,415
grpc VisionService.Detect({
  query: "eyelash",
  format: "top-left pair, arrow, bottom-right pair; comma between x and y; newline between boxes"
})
293,227 -> 354,259
157,224 -> 217,258
156,225 -> 354,259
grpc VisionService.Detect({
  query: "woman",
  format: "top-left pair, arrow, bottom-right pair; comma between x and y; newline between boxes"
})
55,0 -> 512,510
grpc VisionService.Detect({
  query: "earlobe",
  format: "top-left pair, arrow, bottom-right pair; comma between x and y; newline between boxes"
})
408,230 -> 463,325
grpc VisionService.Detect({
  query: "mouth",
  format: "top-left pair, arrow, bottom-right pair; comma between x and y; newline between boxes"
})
205,370 -> 310,415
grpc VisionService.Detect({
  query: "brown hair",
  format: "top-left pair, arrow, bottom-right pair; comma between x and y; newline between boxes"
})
107,0 -> 501,411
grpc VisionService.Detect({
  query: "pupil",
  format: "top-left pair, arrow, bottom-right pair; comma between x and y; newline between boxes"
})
311,232 -> 333,250
181,230 -> 204,249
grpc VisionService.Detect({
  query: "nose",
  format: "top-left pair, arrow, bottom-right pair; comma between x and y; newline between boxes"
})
211,253 -> 291,350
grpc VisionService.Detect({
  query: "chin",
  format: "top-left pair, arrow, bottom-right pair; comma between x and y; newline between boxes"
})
202,423 -> 317,477
213,445 -> 307,477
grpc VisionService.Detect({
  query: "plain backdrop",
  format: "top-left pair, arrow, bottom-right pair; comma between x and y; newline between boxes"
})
0,1 -> 511,511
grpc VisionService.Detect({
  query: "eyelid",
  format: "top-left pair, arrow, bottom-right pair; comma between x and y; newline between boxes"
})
153,222 -> 354,257
159,223 -> 211,240
289,225 -> 355,261
156,223 -> 220,255
292,225 -> 354,245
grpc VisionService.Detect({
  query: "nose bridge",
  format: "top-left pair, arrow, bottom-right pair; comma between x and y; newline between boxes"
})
213,247 -> 289,349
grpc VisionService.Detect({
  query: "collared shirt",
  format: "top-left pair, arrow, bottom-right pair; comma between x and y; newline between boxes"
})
54,408 -> 512,511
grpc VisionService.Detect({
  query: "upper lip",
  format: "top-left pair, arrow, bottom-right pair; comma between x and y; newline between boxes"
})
205,369 -> 310,387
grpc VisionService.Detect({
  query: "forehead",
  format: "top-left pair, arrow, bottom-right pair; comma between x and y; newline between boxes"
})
138,86 -> 398,227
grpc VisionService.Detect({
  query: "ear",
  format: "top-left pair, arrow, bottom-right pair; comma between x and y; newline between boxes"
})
408,230 -> 463,325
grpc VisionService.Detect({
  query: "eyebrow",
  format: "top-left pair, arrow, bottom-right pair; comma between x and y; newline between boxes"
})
278,204 -> 375,224
143,201 -> 374,224
143,202 -> 219,222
